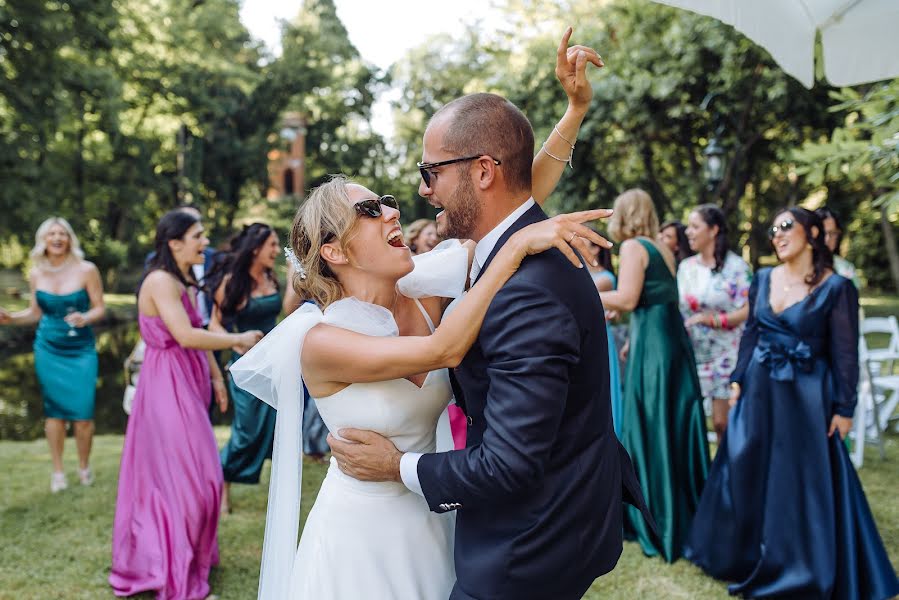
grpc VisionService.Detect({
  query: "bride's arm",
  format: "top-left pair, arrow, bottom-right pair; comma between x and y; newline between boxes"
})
532,28 -> 603,205
302,210 -> 611,386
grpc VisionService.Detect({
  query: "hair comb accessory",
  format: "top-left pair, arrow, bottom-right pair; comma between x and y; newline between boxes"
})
284,246 -> 307,280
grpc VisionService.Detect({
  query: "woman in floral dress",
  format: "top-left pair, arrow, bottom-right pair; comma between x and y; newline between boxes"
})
678,204 -> 752,442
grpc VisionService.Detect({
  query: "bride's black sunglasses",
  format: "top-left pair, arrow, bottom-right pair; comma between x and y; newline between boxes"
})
354,195 -> 399,218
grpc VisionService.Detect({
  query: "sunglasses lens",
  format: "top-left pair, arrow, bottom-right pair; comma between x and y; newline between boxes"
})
380,195 -> 399,210
355,199 -> 381,218
768,227 -> 777,240
419,168 -> 431,187
782,220 -> 794,232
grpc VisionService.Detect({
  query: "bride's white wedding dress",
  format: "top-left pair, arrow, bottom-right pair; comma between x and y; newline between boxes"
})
290,301 -> 456,598
231,241 -> 468,600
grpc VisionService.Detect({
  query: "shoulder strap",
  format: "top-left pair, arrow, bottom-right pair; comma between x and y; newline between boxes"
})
412,298 -> 436,333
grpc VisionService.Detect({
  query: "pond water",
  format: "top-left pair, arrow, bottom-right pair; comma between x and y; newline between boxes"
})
0,323 -> 230,441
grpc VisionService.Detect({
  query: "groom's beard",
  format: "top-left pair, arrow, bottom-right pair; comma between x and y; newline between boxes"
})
440,175 -> 482,240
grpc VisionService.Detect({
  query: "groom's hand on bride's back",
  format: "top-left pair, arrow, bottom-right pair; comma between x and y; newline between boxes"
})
328,429 -> 403,483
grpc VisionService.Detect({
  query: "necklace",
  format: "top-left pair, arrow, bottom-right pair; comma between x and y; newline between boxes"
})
41,259 -> 73,273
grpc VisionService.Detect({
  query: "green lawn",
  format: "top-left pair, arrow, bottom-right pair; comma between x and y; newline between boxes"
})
1,427 -> 897,599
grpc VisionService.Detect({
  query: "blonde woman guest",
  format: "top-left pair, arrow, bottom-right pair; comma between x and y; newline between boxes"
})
679,204 -> 751,442
109,210 -> 263,600
599,189 -> 709,562
406,219 -> 440,255
0,218 -> 105,492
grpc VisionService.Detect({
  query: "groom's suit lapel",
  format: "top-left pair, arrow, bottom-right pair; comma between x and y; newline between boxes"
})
449,203 -> 547,418
473,203 -> 547,287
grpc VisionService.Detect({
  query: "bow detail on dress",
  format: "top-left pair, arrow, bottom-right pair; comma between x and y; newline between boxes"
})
756,338 -> 815,382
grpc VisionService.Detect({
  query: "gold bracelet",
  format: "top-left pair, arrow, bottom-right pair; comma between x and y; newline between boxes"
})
541,143 -> 574,169
729,382 -> 741,392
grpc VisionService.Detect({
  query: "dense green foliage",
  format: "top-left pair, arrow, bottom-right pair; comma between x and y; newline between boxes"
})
1,0 -> 897,288
0,0 -> 386,288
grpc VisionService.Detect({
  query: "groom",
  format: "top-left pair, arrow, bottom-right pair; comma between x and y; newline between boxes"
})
329,92 -> 653,599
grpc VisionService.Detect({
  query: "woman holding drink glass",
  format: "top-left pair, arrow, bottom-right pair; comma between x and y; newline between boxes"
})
0,217 -> 105,493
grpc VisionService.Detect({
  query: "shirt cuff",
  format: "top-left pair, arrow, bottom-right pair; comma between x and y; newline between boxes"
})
399,452 -> 424,496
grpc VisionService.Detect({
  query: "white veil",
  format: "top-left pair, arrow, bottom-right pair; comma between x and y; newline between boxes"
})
230,238 -> 469,600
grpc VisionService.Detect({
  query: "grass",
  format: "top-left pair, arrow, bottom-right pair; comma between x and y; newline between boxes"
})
1,427 -> 897,599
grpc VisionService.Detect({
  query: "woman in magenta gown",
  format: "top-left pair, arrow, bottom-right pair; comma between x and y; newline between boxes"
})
109,209 -> 263,600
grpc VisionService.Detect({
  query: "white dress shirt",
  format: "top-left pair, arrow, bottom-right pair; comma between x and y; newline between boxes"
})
399,198 -> 536,496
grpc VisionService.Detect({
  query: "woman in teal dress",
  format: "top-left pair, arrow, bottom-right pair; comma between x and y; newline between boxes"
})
0,217 -> 105,492
575,230 -> 623,437
208,223 -> 282,513
600,189 -> 709,562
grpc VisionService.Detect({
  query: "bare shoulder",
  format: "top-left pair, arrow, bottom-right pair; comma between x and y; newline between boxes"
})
80,260 -> 102,280
142,269 -> 181,293
620,238 -> 649,260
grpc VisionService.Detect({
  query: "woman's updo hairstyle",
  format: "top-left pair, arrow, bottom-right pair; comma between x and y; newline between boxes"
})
288,175 -> 359,309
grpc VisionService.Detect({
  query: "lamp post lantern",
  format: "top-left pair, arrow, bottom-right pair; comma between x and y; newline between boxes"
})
703,136 -> 726,188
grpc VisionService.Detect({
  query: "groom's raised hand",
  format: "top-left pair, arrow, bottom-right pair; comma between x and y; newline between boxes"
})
328,429 -> 403,482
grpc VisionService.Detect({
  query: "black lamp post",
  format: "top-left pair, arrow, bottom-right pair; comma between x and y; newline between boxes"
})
703,135 -> 726,188
700,92 -> 728,193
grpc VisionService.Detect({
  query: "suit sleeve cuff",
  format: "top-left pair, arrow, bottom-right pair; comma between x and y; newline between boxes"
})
400,452 -> 424,496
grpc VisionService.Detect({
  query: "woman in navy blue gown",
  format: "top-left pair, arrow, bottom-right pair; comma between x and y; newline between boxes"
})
684,207 -> 899,599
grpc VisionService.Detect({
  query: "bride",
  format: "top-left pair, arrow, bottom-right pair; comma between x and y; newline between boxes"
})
232,31 -> 606,599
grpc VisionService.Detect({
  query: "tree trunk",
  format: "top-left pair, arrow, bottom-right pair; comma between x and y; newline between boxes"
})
879,204 -> 899,293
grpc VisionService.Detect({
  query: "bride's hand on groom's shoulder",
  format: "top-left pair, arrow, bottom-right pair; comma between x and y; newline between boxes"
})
510,208 -> 613,268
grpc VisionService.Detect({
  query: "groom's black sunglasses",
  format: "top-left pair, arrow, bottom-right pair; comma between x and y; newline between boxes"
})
417,155 -> 502,188
354,195 -> 399,218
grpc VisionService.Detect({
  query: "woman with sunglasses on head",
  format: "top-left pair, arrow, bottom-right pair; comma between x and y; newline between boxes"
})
109,210 -> 264,600
205,223 -> 282,515
684,208 -> 899,599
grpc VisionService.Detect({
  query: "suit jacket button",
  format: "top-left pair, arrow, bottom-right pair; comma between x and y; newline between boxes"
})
467,416 -> 473,426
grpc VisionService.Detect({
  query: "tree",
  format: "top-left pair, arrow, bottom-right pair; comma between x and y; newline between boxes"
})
794,80 -> 899,290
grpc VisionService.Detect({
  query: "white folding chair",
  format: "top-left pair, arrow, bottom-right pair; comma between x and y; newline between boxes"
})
860,315 -> 899,432
853,336 -> 887,468
860,316 -> 899,374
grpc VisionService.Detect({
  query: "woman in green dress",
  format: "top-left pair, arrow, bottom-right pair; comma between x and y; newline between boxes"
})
599,189 -> 709,562
208,223 -> 282,513
0,217 -> 105,492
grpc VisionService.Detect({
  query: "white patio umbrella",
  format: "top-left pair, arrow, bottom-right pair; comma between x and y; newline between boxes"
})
651,0 -> 899,88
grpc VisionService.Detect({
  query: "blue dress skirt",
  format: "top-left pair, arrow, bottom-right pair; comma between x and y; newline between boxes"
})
34,289 -> 97,420
684,269 -> 899,599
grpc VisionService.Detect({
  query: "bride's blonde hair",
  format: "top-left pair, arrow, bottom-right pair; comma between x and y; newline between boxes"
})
289,175 -> 359,309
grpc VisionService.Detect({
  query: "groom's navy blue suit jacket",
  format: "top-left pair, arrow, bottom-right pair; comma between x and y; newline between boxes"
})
418,204 -> 653,600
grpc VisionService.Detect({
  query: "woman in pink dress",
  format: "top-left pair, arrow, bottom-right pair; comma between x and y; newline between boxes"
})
109,209 -> 263,600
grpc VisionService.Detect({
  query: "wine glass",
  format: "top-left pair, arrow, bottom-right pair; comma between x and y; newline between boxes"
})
65,307 -> 78,337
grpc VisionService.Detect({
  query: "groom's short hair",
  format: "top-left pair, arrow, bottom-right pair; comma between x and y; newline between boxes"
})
432,93 -> 534,195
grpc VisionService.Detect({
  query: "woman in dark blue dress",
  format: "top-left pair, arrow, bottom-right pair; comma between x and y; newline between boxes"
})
685,207 -> 899,599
